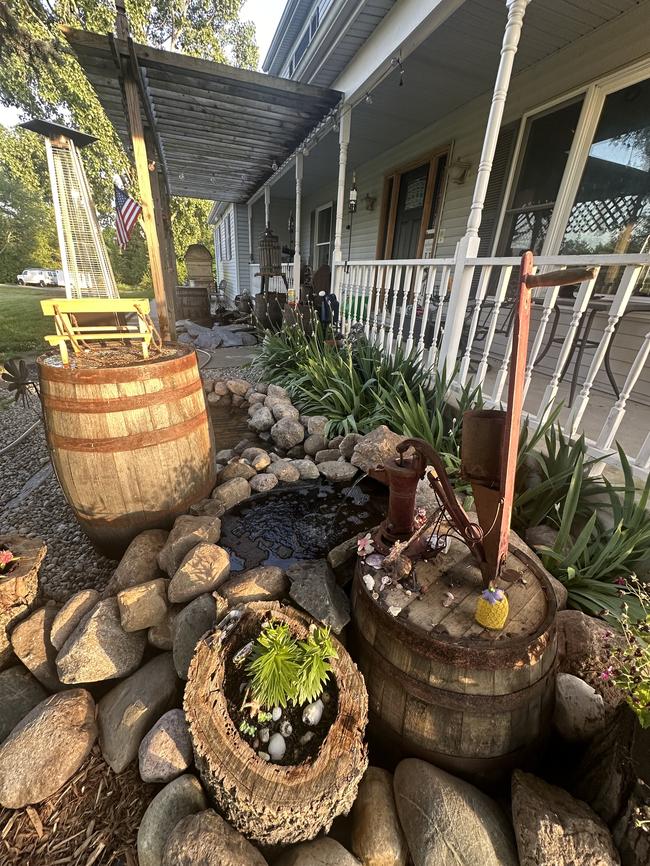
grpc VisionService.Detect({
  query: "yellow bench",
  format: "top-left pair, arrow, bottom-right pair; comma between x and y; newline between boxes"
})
40,298 -> 159,364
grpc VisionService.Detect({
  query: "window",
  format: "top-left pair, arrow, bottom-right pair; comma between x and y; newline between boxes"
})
224,213 -> 233,261
498,99 -> 584,257
313,203 -> 333,268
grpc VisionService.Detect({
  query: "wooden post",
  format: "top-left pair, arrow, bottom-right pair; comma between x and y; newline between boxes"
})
145,127 -> 178,321
115,1 -> 174,341
333,106 -> 351,267
438,0 -> 530,374
293,152 -> 303,302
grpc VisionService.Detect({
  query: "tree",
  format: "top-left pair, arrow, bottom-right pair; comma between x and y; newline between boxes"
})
0,0 -> 258,276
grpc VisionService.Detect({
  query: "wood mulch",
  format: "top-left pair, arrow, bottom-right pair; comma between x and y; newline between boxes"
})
40,345 -> 179,369
0,747 -> 156,866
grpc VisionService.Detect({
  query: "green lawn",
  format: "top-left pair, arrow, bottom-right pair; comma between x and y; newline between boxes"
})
0,283 -> 61,363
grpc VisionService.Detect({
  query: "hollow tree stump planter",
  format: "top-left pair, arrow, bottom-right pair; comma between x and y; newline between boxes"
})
0,535 -> 46,668
184,602 -> 368,847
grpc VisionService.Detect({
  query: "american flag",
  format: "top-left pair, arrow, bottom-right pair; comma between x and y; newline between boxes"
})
114,184 -> 142,249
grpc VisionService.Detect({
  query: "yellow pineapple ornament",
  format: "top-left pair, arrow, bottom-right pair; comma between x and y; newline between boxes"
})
475,583 -> 509,630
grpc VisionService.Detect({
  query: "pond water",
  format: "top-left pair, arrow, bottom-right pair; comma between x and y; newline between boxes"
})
220,477 -> 388,572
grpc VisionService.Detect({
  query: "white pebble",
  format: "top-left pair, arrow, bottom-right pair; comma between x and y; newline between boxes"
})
302,699 -> 324,726
280,720 -> 293,737
300,731 -> 315,745
268,733 -> 286,761
272,707 -> 282,722
388,606 -> 401,617
259,727 -> 270,743
362,573 -> 375,591
257,751 -> 270,762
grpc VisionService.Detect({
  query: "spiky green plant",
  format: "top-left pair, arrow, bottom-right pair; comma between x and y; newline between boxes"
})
294,626 -> 338,706
246,621 -> 300,709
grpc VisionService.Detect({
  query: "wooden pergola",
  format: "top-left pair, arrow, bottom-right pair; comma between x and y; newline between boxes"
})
64,13 -> 341,340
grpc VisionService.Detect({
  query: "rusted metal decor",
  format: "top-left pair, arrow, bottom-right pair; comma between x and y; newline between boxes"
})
258,224 -> 289,296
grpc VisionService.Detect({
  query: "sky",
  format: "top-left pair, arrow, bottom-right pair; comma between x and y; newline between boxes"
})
0,0 -> 287,128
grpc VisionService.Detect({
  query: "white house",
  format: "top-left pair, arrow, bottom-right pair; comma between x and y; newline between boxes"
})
207,0 -> 650,476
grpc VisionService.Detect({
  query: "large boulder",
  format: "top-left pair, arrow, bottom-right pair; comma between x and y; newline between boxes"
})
318,461 -> 358,483
287,560 -> 350,633
211,478 -> 252,511
0,665 -> 48,743
117,579 -> 169,632
271,417 -> 305,451
554,673 -> 607,742
149,605 -> 181,651
56,597 -> 146,684
51,589 -> 100,650
138,774 -> 208,866
351,767 -> 408,866
275,838 -> 357,866
0,689 -> 96,808
266,384 -> 290,401
98,652 -> 179,773
351,426 -> 403,473
10,601 -> 61,691
162,809 -> 268,866
105,529 -> 168,595
168,544 -> 230,604
173,594 -> 217,680
339,433 -> 362,459
158,516 -> 222,577
511,770 -> 619,866
393,759 -> 518,866
139,708 -> 193,783
221,566 -> 288,605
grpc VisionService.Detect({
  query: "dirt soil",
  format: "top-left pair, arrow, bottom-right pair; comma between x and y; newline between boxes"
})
39,344 -> 181,369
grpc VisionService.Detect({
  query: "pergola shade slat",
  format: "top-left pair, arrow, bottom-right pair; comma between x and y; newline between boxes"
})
64,27 -> 342,202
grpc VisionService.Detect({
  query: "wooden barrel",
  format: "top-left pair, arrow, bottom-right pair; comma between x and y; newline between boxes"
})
176,284 -> 211,326
352,539 -> 557,787
38,346 -> 216,558
185,602 -> 368,847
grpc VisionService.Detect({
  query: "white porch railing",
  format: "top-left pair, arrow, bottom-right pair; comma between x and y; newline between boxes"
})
334,254 -> 650,479
249,263 -> 293,296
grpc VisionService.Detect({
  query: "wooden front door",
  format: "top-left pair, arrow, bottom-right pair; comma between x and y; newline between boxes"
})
392,163 -> 429,258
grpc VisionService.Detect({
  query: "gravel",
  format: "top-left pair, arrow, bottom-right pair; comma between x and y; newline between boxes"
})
0,366 -> 258,603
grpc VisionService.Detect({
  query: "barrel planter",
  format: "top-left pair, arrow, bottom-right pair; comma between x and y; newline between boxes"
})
352,541 -> 557,787
176,284 -> 211,326
185,602 -> 368,847
38,346 -> 216,558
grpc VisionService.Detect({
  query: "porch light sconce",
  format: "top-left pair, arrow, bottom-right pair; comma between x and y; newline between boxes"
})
349,172 -> 358,213
364,193 -> 376,211
271,159 -> 279,172
449,159 -> 471,185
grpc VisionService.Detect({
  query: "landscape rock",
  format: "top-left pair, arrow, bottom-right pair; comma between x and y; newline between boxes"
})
10,602 -> 61,690
318,460 -> 358,483
0,666 -> 48,743
287,560 -> 350,633
250,473 -> 279,493
234,439 -> 251,455
191,498 -> 226,518
226,378 -> 250,397
56,597 -> 146,684
613,779 -> 650,866
315,449 -> 342,464
291,459 -> 320,480
287,445 -> 305,458
554,673 -> 607,742
339,433 -> 362,459
98,652 -> 178,773
328,436 -> 344,449
106,529 -> 168,595
51,589 -> 100,650
525,524 -> 560,550
162,809 -> 269,866
303,433 -> 327,456
117,579 -> 168,632
0,535 -> 43,669
215,448 -> 236,463
271,418 -> 305,450
352,767 -> 407,866
511,770 -> 619,866
306,416 -> 328,436
266,460 -> 300,483
248,392 -> 266,406
148,605 -> 181,651
213,381 -> 230,397
139,708 -> 193,783
173,594 -> 217,679
138,774 -> 208,866
248,407 -> 275,433
221,566 -> 289,605
241,447 -> 271,471
275,838 -> 357,866
0,689 -> 96,808
394,758 -> 518,866
168,544 -> 230,603
267,384 -> 290,401
272,403 -> 300,422
158,516 -> 222,577
211,478 -> 251,511
557,609 -> 618,681
351,426 -> 403,473
218,461 -> 257,483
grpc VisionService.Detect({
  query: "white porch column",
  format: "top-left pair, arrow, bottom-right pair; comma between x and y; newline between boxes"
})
332,106 -> 352,266
439,0 -> 530,373
293,152 -> 304,302
264,185 -> 271,227
247,202 -> 253,261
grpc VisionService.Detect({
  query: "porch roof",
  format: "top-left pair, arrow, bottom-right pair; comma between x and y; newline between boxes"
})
64,27 -> 341,202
